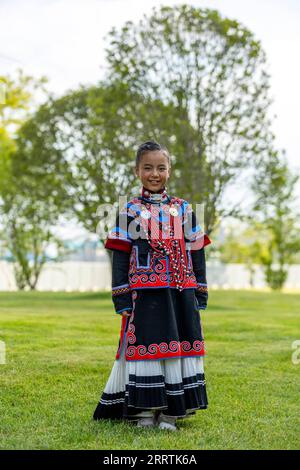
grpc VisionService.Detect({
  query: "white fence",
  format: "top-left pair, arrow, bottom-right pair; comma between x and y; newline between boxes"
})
0,261 -> 111,291
1,260 -> 300,291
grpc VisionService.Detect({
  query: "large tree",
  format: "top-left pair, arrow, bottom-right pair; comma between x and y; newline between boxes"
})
103,4 -> 275,234
12,81 -> 195,264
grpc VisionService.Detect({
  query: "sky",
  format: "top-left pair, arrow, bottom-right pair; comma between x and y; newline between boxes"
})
0,0 -> 299,232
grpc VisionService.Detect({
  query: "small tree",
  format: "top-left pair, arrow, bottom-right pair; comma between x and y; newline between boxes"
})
219,222 -> 269,287
251,151 -> 300,290
1,193 -> 65,290
0,69 -> 65,289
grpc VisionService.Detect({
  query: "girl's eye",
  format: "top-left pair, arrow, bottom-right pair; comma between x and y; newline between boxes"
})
144,168 -> 166,171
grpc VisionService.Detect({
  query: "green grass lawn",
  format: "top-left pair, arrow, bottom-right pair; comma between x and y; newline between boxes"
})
0,289 -> 299,450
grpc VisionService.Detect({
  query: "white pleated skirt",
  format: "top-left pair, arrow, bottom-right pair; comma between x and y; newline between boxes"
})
93,337 -> 208,421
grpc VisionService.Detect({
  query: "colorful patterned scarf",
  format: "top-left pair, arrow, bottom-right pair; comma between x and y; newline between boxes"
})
138,185 -> 190,291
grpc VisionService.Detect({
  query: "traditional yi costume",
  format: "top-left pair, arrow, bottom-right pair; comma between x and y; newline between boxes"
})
93,185 -> 212,422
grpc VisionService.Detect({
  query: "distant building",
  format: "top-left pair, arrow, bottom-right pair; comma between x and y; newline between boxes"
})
60,237 -> 107,262
0,235 -> 108,263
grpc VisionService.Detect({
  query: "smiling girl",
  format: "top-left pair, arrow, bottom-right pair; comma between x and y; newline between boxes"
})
93,140 -> 212,431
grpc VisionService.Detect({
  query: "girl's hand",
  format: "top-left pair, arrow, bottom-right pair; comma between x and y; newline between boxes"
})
122,310 -> 132,317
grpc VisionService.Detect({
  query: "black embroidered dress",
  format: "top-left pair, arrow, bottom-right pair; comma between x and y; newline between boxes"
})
93,186 -> 212,421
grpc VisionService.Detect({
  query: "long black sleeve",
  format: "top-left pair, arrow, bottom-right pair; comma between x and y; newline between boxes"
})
183,202 -> 210,310
111,249 -> 133,315
191,248 -> 208,310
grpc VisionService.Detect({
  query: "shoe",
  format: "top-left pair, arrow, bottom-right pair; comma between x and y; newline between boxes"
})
157,413 -> 177,431
136,416 -> 156,428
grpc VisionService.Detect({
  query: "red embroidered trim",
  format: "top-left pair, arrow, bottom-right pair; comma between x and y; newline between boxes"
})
128,245 -> 199,289
115,315 -> 128,360
124,322 -> 205,360
125,340 -> 206,360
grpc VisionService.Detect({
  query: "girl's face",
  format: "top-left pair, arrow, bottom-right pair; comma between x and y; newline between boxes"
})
135,150 -> 170,193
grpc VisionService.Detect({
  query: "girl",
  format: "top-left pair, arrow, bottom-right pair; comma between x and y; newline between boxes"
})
93,140 -> 211,431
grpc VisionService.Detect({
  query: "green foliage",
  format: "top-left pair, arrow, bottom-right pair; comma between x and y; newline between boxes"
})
265,266 -> 288,291
0,68 -> 48,133
0,191 -> 65,290
251,151 -> 300,290
0,71 -> 64,290
219,222 -> 270,287
219,156 -> 300,291
11,81 -> 197,236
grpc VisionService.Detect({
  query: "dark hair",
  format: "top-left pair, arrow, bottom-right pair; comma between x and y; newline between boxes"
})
135,140 -> 171,168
